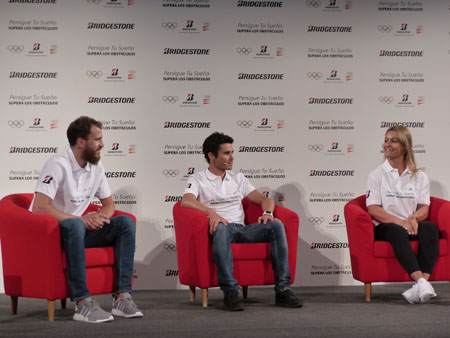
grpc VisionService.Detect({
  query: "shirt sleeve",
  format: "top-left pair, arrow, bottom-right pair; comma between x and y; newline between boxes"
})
95,163 -> 112,200
366,169 -> 382,207
183,175 -> 199,198
417,171 -> 431,206
34,159 -> 64,200
241,175 -> 256,197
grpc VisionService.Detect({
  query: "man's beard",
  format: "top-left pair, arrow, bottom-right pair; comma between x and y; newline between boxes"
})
82,146 -> 102,165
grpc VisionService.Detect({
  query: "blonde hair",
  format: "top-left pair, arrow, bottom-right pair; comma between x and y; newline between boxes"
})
384,126 -> 419,178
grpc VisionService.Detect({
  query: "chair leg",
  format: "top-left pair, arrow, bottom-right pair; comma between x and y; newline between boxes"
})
61,298 -> 67,309
10,296 -> 18,315
365,282 -> 372,302
242,286 -> 248,299
47,300 -> 56,322
189,286 -> 196,302
201,288 -> 208,308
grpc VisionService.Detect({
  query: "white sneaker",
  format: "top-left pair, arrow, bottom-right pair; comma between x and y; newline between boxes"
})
417,278 -> 436,303
402,283 -> 420,304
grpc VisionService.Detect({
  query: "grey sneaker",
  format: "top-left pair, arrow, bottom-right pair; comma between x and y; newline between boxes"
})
73,297 -> 114,323
112,293 -> 143,318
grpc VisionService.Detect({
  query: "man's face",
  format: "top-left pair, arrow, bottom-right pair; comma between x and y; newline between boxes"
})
210,143 -> 234,171
81,125 -> 104,165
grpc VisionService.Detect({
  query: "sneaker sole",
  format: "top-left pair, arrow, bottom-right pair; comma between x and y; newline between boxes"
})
420,292 -> 437,303
111,308 -> 144,318
73,313 -> 114,323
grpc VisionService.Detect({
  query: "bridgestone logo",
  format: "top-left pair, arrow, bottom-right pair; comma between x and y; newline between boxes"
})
105,171 -> 136,178
309,170 -> 355,176
311,242 -> 349,249
237,1 -> 283,7
163,48 -> 210,55
164,122 -> 211,128
88,23 -> 135,30
9,72 -> 57,78
238,73 -> 284,80
309,98 -> 353,104
165,196 -> 182,202
307,26 -> 352,32
379,50 -> 423,57
380,121 -> 425,128
88,97 -> 135,103
239,146 -> 285,152
9,147 -> 57,153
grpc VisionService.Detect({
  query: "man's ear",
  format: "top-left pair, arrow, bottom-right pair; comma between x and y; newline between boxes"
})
208,152 -> 215,163
76,137 -> 86,149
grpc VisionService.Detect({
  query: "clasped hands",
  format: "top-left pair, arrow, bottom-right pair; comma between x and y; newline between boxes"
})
81,209 -> 110,231
402,215 -> 418,236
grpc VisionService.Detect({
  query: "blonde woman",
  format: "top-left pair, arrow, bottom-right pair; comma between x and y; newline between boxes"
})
366,126 -> 439,304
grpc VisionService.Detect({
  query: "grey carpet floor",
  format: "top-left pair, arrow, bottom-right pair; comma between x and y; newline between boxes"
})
1,283 -> 450,338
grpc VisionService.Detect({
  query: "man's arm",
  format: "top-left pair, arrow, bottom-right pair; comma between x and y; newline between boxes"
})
245,189 -> 276,224
181,193 -> 228,234
99,195 -> 115,218
32,192 -> 107,230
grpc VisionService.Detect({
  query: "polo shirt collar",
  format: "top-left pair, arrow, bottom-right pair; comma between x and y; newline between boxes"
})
68,147 -> 92,173
382,159 -> 411,176
206,168 -> 230,181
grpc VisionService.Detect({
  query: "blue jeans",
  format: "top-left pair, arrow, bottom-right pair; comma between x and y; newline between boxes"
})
59,215 -> 136,302
211,220 -> 292,294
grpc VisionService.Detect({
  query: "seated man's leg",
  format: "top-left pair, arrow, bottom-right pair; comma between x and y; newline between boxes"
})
85,214 -> 142,318
238,220 -> 302,308
60,218 -> 114,323
59,218 -> 89,302
212,222 -> 243,311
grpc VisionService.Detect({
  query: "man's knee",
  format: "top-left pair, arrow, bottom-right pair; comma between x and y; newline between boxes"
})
212,222 -> 231,240
267,220 -> 286,234
111,215 -> 136,235
59,218 -> 86,238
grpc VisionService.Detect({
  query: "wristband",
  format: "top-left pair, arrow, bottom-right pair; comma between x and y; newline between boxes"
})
263,211 -> 273,217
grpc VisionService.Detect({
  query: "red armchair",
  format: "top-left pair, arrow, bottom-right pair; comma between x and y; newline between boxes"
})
173,198 -> 299,307
0,193 -> 136,321
344,195 -> 450,301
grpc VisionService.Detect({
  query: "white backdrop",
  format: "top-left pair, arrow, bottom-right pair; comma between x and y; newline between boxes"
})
1,0 -> 449,291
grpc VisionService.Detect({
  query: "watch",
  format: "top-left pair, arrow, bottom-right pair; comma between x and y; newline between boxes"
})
263,211 -> 273,217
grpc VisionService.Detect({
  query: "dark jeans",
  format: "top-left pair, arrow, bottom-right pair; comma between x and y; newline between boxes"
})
374,221 -> 439,275
59,215 -> 136,302
211,220 -> 292,294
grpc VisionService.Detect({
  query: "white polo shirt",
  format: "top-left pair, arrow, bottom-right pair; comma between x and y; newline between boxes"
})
366,159 -> 430,226
29,147 -> 111,216
184,169 -> 256,224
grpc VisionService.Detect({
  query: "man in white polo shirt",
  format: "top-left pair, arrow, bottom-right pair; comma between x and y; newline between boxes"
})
181,132 -> 302,311
30,116 -> 143,323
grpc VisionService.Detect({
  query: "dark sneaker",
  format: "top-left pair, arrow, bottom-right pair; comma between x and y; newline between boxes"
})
112,293 -> 144,318
275,289 -> 303,308
224,290 -> 244,311
73,297 -> 114,323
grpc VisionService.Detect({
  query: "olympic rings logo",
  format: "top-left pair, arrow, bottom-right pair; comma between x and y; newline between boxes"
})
162,22 -> 178,30
309,217 -> 325,225
86,70 -> 103,79
378,96 -> 394,104
308,144 -> 323,152
86,0 -> 102,4
377,25 -> 392,33
7,45 -> 24,53
236,47 -> 252,55
162,96 -> 178,103
307,72 -> 322,80
163,169 -> 179,177
8,120 -> 25,128
305,0 -> 321,8
237,120 -> 252,128
164,243 -> 177,251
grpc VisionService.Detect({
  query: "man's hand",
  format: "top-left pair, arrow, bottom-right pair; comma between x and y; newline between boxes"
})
258,214 -> 280,224
208,210 -> 229,235
81,210 -> 110,231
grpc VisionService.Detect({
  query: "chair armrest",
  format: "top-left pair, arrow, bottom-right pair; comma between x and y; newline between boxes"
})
344,200 -> 375,253
432,197 -> 450,240
173,201 -> 212,286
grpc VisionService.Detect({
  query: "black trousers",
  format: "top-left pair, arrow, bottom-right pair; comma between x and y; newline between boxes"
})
374,221 -> 439,275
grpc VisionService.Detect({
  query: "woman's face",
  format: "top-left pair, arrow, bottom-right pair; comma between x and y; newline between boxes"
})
383,131 -> 406,161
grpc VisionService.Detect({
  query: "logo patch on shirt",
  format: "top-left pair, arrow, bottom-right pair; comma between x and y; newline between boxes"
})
42,175 -> 53,184
366,190 -> 370,198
